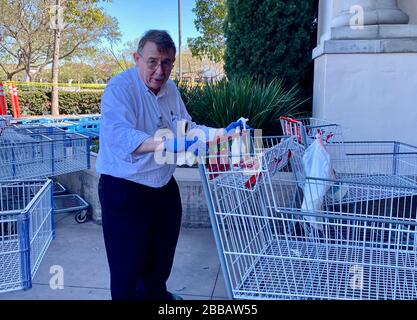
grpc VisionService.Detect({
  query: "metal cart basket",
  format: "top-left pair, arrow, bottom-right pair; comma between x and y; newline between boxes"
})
0,125 -> 90,180
0,122 -> 90,294
290,140 -> 417,203
280,116 -> 343,147
199,136 -> 417,300
0,180 -> 54,293
53,181 -> 67,195
53,194 -> 89,224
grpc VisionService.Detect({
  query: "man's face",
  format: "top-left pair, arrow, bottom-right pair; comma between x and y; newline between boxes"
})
133,41 -> 175,94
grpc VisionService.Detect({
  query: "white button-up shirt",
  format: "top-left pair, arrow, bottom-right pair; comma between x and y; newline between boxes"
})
96,67 -> 215,188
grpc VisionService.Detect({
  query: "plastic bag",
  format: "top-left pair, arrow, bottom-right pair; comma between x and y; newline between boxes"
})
301,134 -> 335,231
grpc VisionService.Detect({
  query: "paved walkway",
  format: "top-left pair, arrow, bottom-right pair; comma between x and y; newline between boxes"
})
0,213 -> 228,300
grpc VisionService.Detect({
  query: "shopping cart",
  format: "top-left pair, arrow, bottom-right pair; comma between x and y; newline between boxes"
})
0,180 -> 54,293
51,181 -> 90,223
0,125 -> 90,180
280,116 -> 343,147
0,115 -> 12,127
53,181 -> 67,195
0,124 -> 91,294
289,139 -> 417,203
199,135 -> 417,300
53,194 -> 90,224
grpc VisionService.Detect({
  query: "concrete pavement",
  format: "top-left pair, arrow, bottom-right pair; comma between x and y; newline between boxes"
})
0,212 -> 228,300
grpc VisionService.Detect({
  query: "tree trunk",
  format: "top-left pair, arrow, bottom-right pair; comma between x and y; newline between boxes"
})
51,0 -> 61,116
25,66 -> 32,82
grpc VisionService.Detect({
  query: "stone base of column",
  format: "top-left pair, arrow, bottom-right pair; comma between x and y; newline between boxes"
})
313,37 -> 417,59
331,24 -> 417,40
313,51 -> 417,145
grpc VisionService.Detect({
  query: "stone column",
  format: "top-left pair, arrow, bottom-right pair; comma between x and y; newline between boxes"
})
376,0 -> 409,24
332,0 -> 409,28
312,0 -> 417,146
329,0 -> 414,39
317,0 -> 334,44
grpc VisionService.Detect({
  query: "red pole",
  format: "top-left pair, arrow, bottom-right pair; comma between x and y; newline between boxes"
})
13,85 -> 21,118
0,82 -> 7,115
8,84 -> 17,118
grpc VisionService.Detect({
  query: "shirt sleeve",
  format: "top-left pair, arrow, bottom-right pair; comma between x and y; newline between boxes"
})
100,83 -> 151,159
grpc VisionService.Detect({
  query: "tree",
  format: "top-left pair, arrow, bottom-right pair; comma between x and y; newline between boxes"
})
80,47 -> 128,82
172,47 -> 224,81
224,0 -> 317,92
187,0 -> 227,62
0,0 -> 120,81
106,38 -> 137,74
0,0 -> 51,80
51,0 -> 120,115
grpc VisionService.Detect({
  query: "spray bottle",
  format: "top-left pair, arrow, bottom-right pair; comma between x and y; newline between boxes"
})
231,117 -> 249,165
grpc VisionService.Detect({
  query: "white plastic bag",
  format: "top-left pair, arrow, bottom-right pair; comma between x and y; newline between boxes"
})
301,134 -> 335,231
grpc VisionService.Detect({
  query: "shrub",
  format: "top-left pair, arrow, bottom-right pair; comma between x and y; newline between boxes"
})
5,90 -> 103,116
6,91 -> 50,116
185,77 -> 307,135
58,91 -> 102,115
224,0 -> 317,114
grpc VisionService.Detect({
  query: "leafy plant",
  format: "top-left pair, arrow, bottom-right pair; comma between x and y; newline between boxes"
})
185,77 -> 307,134
5,90 -> 102,116
224,0 -> 316,86
187,0 -> 227,62
5,91 -> 49,115
224,0 -> 318,115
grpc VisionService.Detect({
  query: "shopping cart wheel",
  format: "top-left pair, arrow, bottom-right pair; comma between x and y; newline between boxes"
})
75,210 -> 88,224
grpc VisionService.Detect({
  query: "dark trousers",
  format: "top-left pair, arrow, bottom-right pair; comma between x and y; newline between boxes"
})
98,174 -> 182,300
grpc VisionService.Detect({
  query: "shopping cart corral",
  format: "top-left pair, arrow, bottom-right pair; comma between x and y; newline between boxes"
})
0,122 -> 91,294
199,136 -> 417,300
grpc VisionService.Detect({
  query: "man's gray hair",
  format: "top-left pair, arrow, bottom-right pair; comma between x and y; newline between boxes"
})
137,30 -> 176,56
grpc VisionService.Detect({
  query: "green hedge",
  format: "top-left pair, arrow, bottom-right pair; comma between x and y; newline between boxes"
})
59,92 -> 102,114
178,77 -> 306,135
5,90 -> 102,116
5,91 -> 49,115
224,0 -> 317,114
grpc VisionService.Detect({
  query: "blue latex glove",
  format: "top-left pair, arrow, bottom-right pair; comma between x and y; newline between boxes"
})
164,136 -> 199,153
225,118 -> 253,133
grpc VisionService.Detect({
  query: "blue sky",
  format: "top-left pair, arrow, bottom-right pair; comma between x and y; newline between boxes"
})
101,0 -> 201,51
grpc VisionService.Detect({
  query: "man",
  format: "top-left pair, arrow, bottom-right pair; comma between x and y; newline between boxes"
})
96,30 -> 248,300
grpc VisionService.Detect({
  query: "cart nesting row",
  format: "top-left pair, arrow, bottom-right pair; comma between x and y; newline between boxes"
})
0,125 -> 90,180
0,180 -> 53,293
13,115 -> 100,139
0,121 -> 91,293
199,120 -> 417,300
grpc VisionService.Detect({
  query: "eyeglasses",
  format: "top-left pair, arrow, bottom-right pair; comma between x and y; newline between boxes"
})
140,54 -> 174,71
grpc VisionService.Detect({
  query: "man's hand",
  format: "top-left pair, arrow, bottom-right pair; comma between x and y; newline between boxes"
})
224,118 -> 253,134
164,137 -> 199,154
